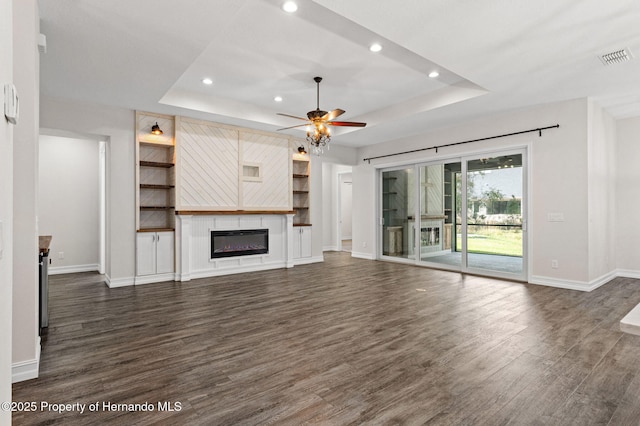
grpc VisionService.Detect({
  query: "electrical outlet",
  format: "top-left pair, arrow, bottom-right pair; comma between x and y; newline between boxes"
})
551,259 -> 558,269
58,251 -> 64,260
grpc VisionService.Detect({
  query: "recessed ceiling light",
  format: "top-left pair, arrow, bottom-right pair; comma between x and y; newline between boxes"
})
369,43 -> 382,53
282,1 -> 297,13
429,71 -> 439,78
274,96 -> 283,102
202,78 -> 213,85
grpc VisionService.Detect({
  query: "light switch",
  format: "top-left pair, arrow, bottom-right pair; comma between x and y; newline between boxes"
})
547,212 -> 565,222
4,84 -> 19,125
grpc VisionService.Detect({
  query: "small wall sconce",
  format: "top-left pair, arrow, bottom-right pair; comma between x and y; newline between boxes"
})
151,122 -> 163,135
297,145 -> 307,155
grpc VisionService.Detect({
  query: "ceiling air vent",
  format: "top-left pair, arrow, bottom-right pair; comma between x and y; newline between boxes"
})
599,48 -> 632,65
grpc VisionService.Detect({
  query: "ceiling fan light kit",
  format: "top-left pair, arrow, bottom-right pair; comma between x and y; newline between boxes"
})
307,124 -> 331,155
277,76 -> 366,155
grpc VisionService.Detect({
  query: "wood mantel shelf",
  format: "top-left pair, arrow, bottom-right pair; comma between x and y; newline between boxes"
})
137,228 -> 175,233
176,210 -> 295,215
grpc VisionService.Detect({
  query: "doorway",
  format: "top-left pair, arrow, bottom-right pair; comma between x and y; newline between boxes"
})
338,172 -> 353,252
38,132 -> 107,275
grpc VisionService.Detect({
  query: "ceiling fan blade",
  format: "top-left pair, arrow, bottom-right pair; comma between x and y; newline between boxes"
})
322,108 -> 345,121
277,112 -> 309,121
327,121 -> 367,127
277,123 -> 310,131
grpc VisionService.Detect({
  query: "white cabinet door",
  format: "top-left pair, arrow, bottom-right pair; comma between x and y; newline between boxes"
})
136,231 -> 174,276
136,232 -> 157,276
299,226 -> 312,258
293,226 -> 312,259
155,231 -> 174,274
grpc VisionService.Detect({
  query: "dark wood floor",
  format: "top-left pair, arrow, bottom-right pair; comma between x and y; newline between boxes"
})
12,252 -> 640,425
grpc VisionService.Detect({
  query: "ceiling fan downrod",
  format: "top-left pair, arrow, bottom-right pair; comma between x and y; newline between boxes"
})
314,76 -> 322,111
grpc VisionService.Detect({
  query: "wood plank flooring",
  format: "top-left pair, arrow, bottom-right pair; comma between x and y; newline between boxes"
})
12,252 -> 640,425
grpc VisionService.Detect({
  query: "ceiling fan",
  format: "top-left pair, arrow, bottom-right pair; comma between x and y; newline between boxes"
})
277,76 -> 366,154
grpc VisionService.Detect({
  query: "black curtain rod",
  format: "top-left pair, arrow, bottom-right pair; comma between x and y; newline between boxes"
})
363,124 -> 560,163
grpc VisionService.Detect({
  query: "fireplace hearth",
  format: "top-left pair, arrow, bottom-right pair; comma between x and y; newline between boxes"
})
211,229 -> 269,259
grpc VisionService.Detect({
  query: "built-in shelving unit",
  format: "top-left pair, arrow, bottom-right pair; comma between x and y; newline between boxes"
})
135,111 -> 176,282
136,112 -> 176,232
292,156 -> 311,226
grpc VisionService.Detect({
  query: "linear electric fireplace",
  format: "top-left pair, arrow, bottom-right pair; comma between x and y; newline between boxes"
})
211,229 -> 269,259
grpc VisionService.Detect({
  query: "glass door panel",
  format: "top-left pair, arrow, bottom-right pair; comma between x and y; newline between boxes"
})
465,154 -> 524,275
382,168 -> 414,259
418,161 -> 462,269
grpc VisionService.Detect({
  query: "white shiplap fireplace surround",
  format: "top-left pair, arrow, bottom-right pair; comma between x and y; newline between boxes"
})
175,212 -> 296,281
136,112 -> 318,284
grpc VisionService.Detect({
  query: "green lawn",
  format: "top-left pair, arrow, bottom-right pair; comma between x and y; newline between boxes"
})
456,226 -> 522,257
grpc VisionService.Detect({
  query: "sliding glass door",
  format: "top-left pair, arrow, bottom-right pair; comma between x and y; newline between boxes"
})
380,150 -> 526,280
465,154 -> 524,276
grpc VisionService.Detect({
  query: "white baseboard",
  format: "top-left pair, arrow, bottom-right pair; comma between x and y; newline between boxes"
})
293,255 -> 324,266
529,270 -> 618,292
351,251 -> 375,260
49,263 -> 99,275
105,275 -> 135,288
175,272 -> 191,282
12,337 -> 40,383
616,269 -> 640,280
323,245 -> 339,252
135,273 -> 176,285
590,270 -> 619,291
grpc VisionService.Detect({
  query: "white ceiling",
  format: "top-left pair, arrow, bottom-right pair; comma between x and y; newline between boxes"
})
38,0 -> 640,148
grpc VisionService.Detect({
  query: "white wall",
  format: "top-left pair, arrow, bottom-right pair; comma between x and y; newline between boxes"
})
12,0 -> 40,382
340,172 -> 353,240
354,98 -> 600,286
40,97 -> 136,286
0,0 -> 14,418
587,100 -> 616,283
322,162 -> 334,250
39,135 -> 100,273
616,116 -> 640,276
309,157 -> 324,259
351,164 -> 376,259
